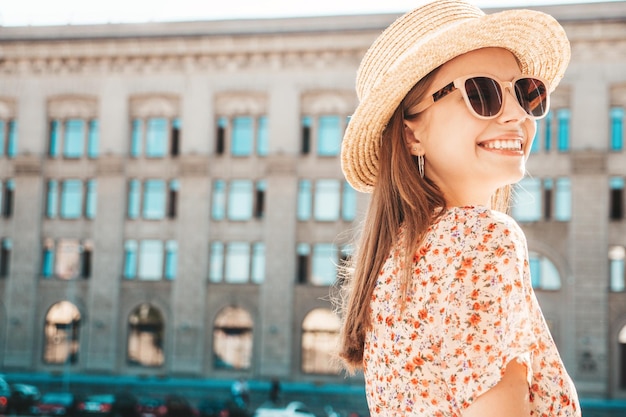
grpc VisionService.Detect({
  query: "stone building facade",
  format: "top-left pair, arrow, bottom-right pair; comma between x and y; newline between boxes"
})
0,1 -> 625,399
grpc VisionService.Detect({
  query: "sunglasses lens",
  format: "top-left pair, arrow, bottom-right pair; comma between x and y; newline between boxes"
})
464,77 -> 503,117
515,78 -> 548,118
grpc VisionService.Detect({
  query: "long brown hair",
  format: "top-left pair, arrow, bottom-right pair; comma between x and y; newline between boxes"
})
337,68 -> 511,371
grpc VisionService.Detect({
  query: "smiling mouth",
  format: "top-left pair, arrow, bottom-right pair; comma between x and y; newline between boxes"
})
479,139 -> 523,151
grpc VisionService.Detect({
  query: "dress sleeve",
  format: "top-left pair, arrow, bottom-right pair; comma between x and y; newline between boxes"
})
440,213 -> 536,412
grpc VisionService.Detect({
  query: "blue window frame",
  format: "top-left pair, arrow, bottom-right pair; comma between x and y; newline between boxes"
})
342,181 -> 357,221
211,180 -> 226,220
143,180 -> 166,219
209,241 -> 224,283
311,243 -> 338,286
131,119 -> 143,157
610,246 -> 625,292
138,240 -> 164,280
297,180 -> 312,221
544,111 -> 553,151
251,242 -> 265,284
0,120 -> 18,158
228,180 -> 253,221
611,107 -> 624,151
46,180 -> 59,218
225,242 -> 250,283
124,240 -> 138,279
528,252 -> 561,290
60,179 -> 83,219
128,179 -> 141,219
145,118 -> 167,158
87,120 -> 99,158
164,240 -> 178,280
317,115 -> 341,156
314,179 -> 340,221
232,116 -> 254,156
42,243 -> 55,277
64,119 -> 85,158
554,177 -> 571,221
512,177 -> 542,222
49,120 -> 61,157
257,116 -> 269,156
557,109 -> 570,152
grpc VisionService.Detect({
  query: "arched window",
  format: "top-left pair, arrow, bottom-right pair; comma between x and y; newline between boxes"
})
44,301 -> 80,364
301,308 -> 340,374
127,303 -> 164,367
213,307 -> 253,370
528,251 -> 561,290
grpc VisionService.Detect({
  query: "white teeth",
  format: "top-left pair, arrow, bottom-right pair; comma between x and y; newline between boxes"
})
482,139 -> 521,151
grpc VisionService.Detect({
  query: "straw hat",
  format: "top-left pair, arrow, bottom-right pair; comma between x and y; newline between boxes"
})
341,0 -> 571,193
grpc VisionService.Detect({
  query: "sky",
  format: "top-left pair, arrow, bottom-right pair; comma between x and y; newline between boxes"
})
0,0 -> 624,26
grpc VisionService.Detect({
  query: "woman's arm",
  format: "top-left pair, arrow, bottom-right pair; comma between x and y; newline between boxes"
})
462,359 -> 531,417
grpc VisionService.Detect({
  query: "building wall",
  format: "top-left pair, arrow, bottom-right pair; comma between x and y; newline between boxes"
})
0,1 -> 626,398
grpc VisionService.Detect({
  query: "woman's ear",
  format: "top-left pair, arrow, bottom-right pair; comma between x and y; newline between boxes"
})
404,121 -> 425,157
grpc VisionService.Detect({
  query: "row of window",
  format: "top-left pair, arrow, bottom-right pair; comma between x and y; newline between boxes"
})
43,301 -> 340,375
512,177 -> 571,222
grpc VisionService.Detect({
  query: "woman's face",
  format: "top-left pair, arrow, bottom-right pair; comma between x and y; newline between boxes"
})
404,47 -> 536,207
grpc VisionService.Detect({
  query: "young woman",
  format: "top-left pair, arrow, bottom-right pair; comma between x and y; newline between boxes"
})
338,1 -> 580,416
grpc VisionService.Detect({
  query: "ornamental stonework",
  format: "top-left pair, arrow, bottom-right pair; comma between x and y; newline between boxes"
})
0,97 -> 16,119
129,94 -> 180,118
48,95 -> 98,119
301,90 -> 357,115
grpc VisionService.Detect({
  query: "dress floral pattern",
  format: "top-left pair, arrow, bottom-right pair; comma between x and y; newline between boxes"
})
364,206 -> 580,416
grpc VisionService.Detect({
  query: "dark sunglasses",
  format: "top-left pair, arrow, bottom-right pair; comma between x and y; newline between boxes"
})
406,74 -> 551,120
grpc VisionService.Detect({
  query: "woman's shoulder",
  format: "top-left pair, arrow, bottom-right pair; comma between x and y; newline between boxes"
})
434,205 -> 525,244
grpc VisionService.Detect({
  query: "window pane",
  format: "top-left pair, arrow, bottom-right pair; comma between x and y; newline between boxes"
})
128,179 -> 141,219
49,120 -> 61,157
209,241 -> 224,283
232,116 -> 254,156
228,180 -> 253,221
60,180 -> 83,219
47,180 -> 59,218
87,120 -> 99,158
512,178 -> 541,222
257,116 -> 269,156
64,119 -> 85,158
146,118 -> 167,157
554,177 -> 571,221
85,180 -> 97,219
7,120 -> 18,157
611,107 -> 624,151
317,115 -> 341,156
342,181 -> 357,221
42,247 -> 55,277
540,256 -> 561,290
314,179 -> 340,221
138,240 -> 163,280
225,242 -> 250,283
124,240 -> 138,279
311,243 -> 337,286
164,240 -> 178,280
543,111 -> 553,151
143,180 -> 166,219
211,180 -> 226,220
251,242 -> 265,284
131,119 -> 143,157
557,109 -> 570,152
529,254 -> 541,288
297,180 -> 312,221
610,246 -> 626,292
55,239 -> 81,280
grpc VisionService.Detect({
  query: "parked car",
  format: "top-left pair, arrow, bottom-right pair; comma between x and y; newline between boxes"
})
31,392 -> 81,417
138,395 -> 197,417
76,393 -> 139,417
196,399 -> 231,417
0,376 -> 11,415
253,401 -> 315,417
8,383 -> 41,414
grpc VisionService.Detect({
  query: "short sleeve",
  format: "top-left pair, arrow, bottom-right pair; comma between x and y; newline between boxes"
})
440,212 -> 536,412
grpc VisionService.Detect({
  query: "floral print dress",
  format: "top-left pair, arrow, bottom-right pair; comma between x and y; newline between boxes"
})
364,206 -> 580,416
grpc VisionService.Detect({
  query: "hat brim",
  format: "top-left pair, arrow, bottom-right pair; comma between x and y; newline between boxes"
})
341,8 -> 571,193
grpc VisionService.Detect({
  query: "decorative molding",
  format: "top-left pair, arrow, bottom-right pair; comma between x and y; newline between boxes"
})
129,94 -> 180,118
13,155 -> 42,176
48,95 -> 98,119
180,156 -> 209,176
0,97 -> 16,119
96,155 -> 125,175
301,90 -> 357,115
571,150 -> 606,175
265,155 -> 296,175
215,92 -> 268,116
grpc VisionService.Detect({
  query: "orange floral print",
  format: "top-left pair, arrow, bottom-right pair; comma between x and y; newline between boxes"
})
363,206 -> 580,416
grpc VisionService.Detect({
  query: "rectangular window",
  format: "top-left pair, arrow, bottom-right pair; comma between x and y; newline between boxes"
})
557,109 -> 571,152
87,119 -> 99,158
317,115 -> 341,156
0,121 -> 5,157
131,119 -> 143,157
42,241 -> 55,278
544,111 -> 553,151
164,240 -> 178,280
228,180 -> 253,221
296,243 -> 310,284
529,255 -> 541,288
81,243 -> 92,279
543,178 -> 553,220
342,181 -> 357,222
1,179 -> 14,218
46,180 -> 59,218
311,243 -> 338,286
64,119 -> 85,158
145,118 -> 168,158
554,177 -> 571,221
60,179 -> 83,219
610,246 -> 626,292
232,116 -> 254,156
128,179 -> 141,219
7,120 -> 17,157
314,179 -> 340,221
209,241 -> 224,283
55,239 -> 82,279
211,180 -> 226,220
0,238 -> 11,278
143,179 -> 166,219
170,118 -> 181,156
611,107 -> 624,151
216,117 -> 227,155
85,179 -> 97,219
301,116 -> 312,155
610,177 -> 624,221
168,180 -> 179,219
512,177 -> 542,222
257,116 -> 269,156
297,180 -> 312,221
124,240 -> 138,279
49,120 -> 61,157
251,242 -> 265,284
225,242 -> 250,283
254,181 -> 266,219
138,240 -> 164,280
